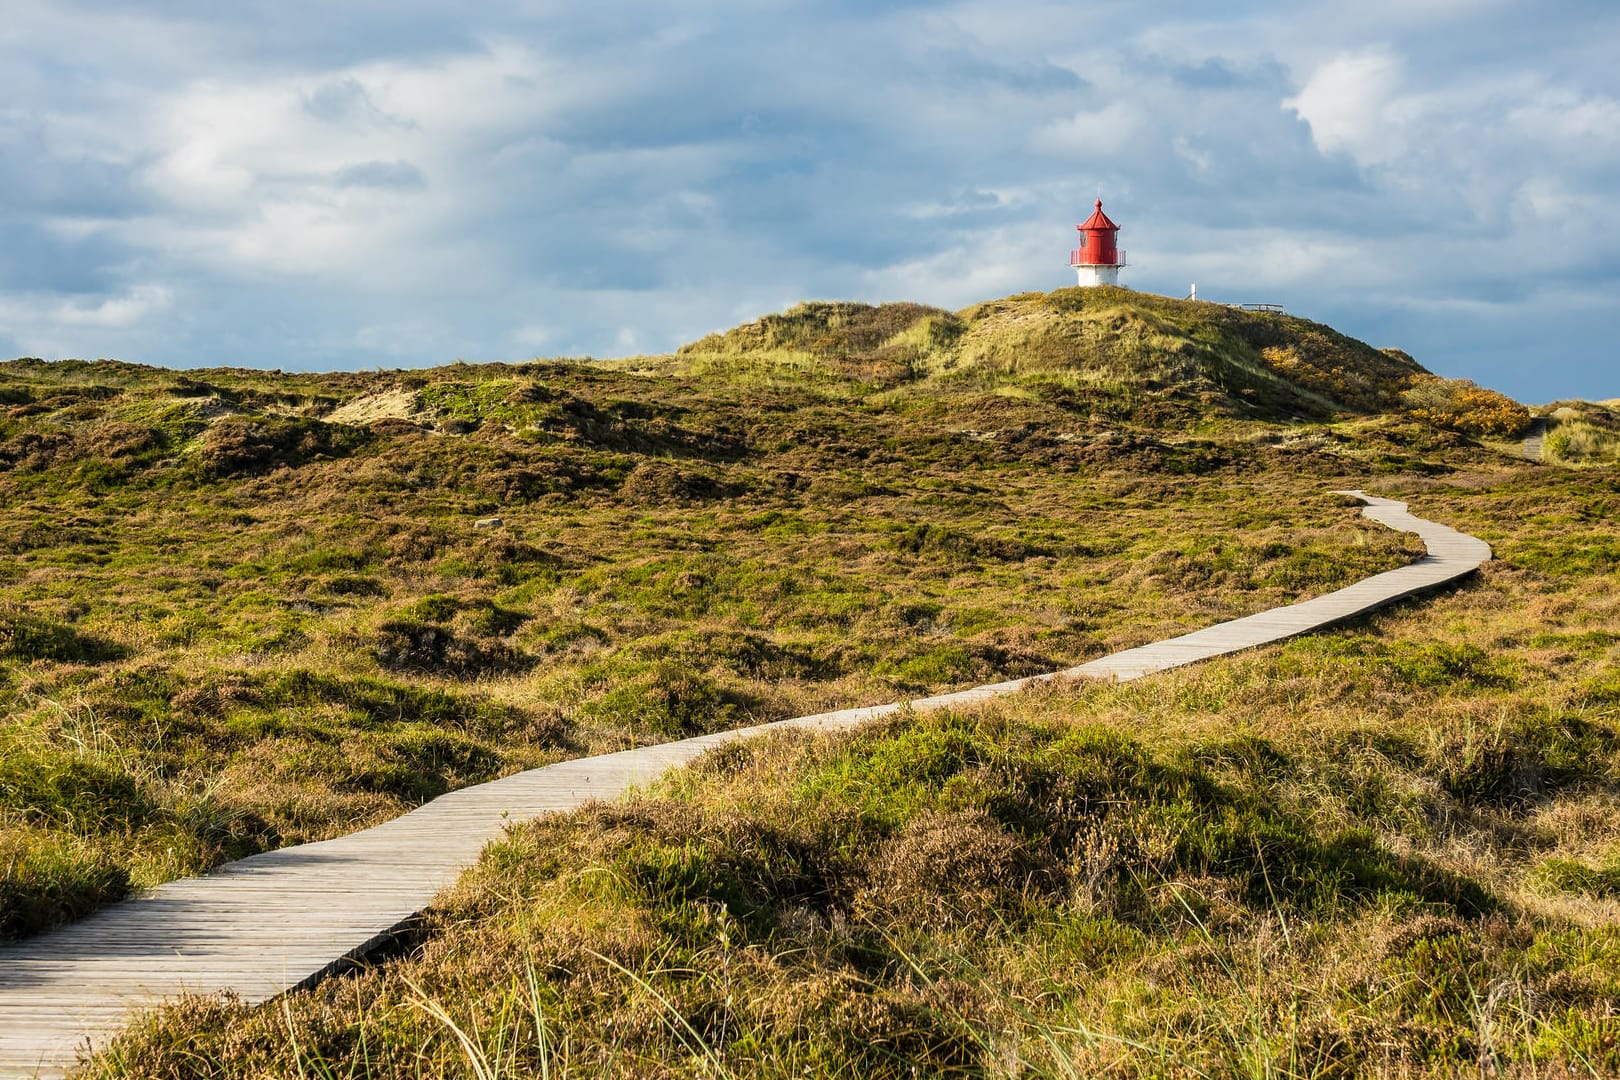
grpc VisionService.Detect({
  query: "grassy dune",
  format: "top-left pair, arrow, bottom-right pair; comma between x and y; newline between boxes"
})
1540,401 -> 1620,467
8,289 -> 1605,1076
658,287 -> 1426,420
83,467 -> 1620,1078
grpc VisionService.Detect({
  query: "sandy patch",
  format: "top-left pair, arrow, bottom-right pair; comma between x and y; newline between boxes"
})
326,387 -> 430,426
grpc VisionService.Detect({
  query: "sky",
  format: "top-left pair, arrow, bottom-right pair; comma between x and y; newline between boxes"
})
0,0 -> 1616,402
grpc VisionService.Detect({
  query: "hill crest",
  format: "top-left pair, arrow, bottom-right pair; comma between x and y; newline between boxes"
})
671,287 -> 1429,424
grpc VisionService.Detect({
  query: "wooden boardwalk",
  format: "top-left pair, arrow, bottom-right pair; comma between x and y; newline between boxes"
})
0,492 -> 1490,1077
1523,416 -> 1548,462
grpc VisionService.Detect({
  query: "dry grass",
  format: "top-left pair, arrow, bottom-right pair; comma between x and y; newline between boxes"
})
1540,402 -> 1620,467
0,296 -> 1458,941
9,289 -> 1603,1075
84,463 -> 1620,1078
83,467 -> 1620,1075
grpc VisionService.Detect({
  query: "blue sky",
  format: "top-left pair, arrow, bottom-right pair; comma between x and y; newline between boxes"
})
1,0 -> 1616,402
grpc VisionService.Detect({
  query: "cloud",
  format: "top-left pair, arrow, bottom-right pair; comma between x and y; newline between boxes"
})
1033,102 -> 1145,157
57,284 -> 172,327
1506,89 -> 1620,160
0,1 -> 1615,400
511,324 -> 554,350
333,161 -> 427,190
0,283 -> 174,359
87,42 -> 588,286
1284,50 -> 1405,165
0,284 -> 170,330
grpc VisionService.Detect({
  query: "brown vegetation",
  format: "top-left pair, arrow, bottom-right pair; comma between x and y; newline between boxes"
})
8,289 -> 1600,1077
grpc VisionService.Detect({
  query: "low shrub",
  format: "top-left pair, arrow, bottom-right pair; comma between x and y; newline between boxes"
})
1402,375 -> 1531,437
582,662 -> 749,738
1542,403 -> 1620,466
198,416 -> 372,477
370,620 -> 531,676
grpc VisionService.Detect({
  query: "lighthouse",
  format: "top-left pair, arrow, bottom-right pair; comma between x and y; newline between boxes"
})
1070,199 -> 1125,287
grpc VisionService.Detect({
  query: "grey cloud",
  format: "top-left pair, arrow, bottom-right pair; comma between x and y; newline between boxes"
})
0,120 -> 148,218
304,77 -> 398,125
0,224 -> 129,292
333,160 -> 428,189
0,0 -> 1615,400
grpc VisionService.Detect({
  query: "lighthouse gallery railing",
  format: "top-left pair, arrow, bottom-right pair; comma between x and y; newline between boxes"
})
1070,248 -> 1126,267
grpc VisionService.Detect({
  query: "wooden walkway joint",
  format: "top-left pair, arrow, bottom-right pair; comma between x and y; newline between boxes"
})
0,492 -> 1490,1077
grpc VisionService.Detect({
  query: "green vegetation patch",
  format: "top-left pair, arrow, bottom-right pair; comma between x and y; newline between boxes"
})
0,320 -> 1480,939
0,606 -> 127,665
1541,400 -> 1620,467
1533,855 -> 1620,899
3,293 -> 1589,1075
86,694 -> 1620,1078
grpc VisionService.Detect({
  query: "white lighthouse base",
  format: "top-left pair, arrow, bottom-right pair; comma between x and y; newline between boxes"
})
1073,264 -> 1121,287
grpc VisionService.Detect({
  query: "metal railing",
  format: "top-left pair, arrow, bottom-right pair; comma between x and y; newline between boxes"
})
1070,248 -> 1127,267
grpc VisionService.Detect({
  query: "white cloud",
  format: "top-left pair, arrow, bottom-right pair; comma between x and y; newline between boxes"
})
1172,137 -> 1213,175
0,2 -> 1617,399
94,41 -> 620,287
1516,176 -> 1609,224
0,284 -> 172,330
1158,231 -> 1378,294
59,284 -> 172,327
1033,101 -> 1144,157
857,225 -> 1055,309
1506,90 -> 1620,155
0,284 -> 175,360
1283,50 -> 1405,165
351,318 -> 451,357
511,324 -> 554,349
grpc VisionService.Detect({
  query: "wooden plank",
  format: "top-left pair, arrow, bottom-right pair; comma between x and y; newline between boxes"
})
1522,416 -> 1548,461
0,493 -> 1489,1078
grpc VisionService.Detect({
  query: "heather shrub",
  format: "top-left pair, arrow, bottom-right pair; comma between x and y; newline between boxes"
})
1401,375 -> 1530,437
198,416 -> 372,476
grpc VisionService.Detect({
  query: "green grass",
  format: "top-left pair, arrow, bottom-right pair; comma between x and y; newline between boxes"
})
84,465 -> 1620,1078
1,293 -> 1464,942
1540,401 -> 1620,467
657,288 -> 1427,423
6,287 -> 1604,1075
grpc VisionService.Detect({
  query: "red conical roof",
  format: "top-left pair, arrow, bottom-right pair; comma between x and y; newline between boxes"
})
1078,198 -> 1118,232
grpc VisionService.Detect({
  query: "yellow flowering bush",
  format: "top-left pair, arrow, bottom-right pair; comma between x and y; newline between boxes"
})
1401,375 -> 1531,437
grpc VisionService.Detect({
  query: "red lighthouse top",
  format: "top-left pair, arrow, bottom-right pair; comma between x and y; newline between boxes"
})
1071,199 -> 1123,267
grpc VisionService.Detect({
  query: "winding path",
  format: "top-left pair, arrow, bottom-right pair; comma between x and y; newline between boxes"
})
0,492 -> 1490,1077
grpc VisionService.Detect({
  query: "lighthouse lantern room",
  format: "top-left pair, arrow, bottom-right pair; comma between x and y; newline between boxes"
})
1070,199 -> 1125,287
